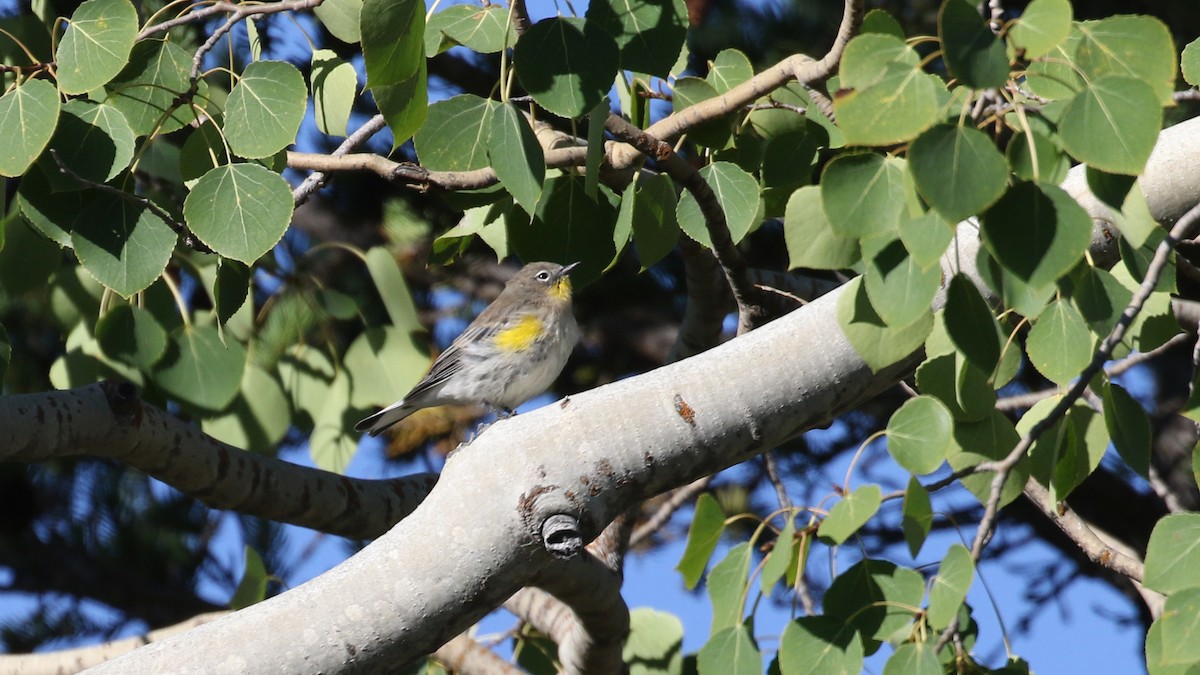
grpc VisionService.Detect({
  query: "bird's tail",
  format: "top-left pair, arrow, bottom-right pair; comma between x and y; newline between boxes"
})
354,401 -> 416,436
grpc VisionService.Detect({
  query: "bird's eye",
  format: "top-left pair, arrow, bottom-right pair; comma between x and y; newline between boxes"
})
535,271 -> 552,282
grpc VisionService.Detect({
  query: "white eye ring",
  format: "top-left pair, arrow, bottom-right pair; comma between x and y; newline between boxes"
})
536,271 -> 552,281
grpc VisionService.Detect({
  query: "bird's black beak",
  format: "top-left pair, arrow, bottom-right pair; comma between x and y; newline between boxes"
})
555,262 -> 580,279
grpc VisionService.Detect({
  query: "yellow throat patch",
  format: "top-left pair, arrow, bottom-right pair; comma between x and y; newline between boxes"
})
494,314 -> 544,352
549,277 -> 572,302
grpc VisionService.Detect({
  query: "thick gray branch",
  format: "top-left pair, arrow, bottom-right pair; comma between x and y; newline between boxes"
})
0,382 -> 435,540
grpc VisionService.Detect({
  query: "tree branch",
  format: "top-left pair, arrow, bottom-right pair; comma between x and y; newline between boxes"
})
1022,479 -> 1146,582
603,115 -> 765,332
608,0 -> 865,170
138,0 -> 324,41
0,611 -> 227,673
294,114 -> 389,205
0,382 -> 436,540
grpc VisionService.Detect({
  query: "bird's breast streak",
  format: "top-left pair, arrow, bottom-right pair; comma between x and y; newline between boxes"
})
494,315 -> 543,352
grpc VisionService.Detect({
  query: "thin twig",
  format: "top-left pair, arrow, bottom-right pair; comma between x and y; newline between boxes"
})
186,0 -> 324,80
139,0 -> 323,41
1022,478 -> 1145,581
629,477 -> 712,548
293,114 -> 389,205
608,0 -> 864,170
49,150 -> 214,254
602,114 -> 764,332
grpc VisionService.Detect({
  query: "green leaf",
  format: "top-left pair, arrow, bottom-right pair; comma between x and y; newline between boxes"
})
1008,0 -> 1071,59
373,61 -> 429,151
364,247 -> 421,331
761,516 -> 795,595
0,79 -> 59,177
837,278 -> 932,372
785,185 -> 859,270
230,546 -> 269,610
946,410 -> 1027,507
1102,381 -> 1150,478
585,0 -> 687,77
72,190 -> 176,297
508,176 -> 617,286
943,274 -> 1001,374
344,325 -> 429,408
278,346 -> 336,431
761,127 -> 820,216
818,485 -> 882,545
314,0 -> 362,43
927,544 -> 974,629
860,235 -> 940,329
707,49 -> 754,94
895,211 -> 951,271
183,164 -> 294,264
677,493 -> 725,590
311,50 -> 357,137
901,476 -> 933,557
824,559 -> 924,651
0,324 -> 9,382
673,76 -> 734,150
1057,76 -> 1161,176
1021,399 -> 1108,502
488,103 -> 545,214
360,0 -> 424,87
153,325 -> 247,411
676,162 -> 762,249
414,94 -> 499,172
1157,588 -> 1200,666
37,100 -> 135,190
1006,127 -> 1069,183
779,617 -> 863,675
224,61 -> 308,160
627,173 -> 680,271
201,365 -> 291,450
976,246 -> 1056,319
860,9 -> 904,40
938,0 -> 1009,89
310,371 -> 359,473
0,218 -> 60,295
698,625 -> 760,675
434,4 -> 515,54
95,304 -> 167,370
1067,265 -> 1132,335
1184,38 -> 1200,87
1144,513 -> 1200,594
55,0 -> 137,95
883,642 -> 940,675
887,396 -> 952,475
106,40 -> 203,137
707,542 -> 751,636
16,166 -> 83,246
624,608 -> 684,675
1025,31 -> 1084,100
215,259 -> 251,327
1026,299 -> 1092,385
908,124 -> 1008,222
980,182 -> 1092,289
915,351 -> 996,422
834,35 -> 940,146
821,153 -> 905,239
1075,15 -> 1177,104
514,18 -> 619,118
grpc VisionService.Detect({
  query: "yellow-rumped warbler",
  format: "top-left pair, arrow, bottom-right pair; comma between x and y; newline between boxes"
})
355,261 -> 581,436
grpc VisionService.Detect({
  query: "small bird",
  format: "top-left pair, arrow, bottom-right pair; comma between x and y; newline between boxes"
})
355,261 -> 581,437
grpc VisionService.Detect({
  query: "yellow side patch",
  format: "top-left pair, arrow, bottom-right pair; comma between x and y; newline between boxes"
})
549,277 -> 572,302
494,314 -> 543,352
